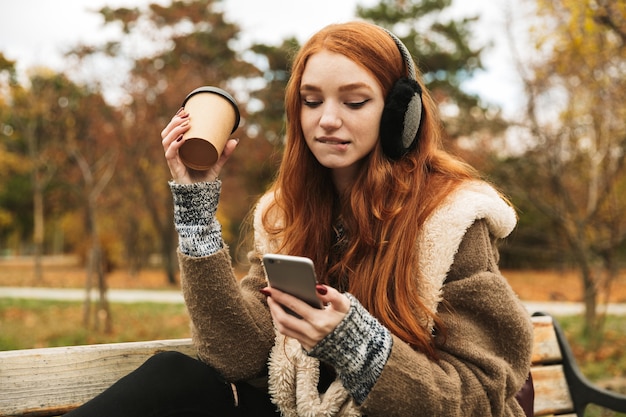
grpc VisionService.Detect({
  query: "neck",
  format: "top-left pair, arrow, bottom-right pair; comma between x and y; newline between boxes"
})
331,164 -> 360,194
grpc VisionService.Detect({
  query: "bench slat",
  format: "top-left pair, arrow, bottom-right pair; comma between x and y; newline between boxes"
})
531,364 -> 575,416
530,315 -> 562,365
0,339 -> 194,416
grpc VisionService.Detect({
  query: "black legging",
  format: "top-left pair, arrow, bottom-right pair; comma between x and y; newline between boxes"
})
63,351 -> 280,417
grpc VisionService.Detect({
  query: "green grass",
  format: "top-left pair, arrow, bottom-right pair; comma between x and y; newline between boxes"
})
586,405 -> 626,417
556,315 -> 626,417
0,298 -> 191,350
557,315 -> 626,383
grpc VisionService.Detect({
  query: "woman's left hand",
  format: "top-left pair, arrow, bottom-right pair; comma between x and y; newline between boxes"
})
262,285 -> 350,351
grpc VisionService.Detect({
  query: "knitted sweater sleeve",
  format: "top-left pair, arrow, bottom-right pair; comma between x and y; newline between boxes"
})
307,294 -> 393,404
169,180 -> 223,257
359,220 -> 533,417
170,181 -> 275,380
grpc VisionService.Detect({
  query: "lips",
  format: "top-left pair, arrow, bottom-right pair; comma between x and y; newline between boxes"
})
317,137 -> 350,145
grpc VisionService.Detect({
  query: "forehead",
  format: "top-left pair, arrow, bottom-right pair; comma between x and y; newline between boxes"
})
300,50 -> 380,90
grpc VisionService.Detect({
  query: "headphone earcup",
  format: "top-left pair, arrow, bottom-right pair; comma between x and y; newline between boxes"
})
380,77 -> 423,160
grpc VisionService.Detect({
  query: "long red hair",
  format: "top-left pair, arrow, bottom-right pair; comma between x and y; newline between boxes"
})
262,21 -> 477,357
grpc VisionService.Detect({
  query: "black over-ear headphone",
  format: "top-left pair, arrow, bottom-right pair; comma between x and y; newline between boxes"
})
379,29 -> 424,160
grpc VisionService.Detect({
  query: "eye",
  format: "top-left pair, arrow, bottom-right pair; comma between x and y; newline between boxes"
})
345,99 -> 370,109
303,99 -> 322,108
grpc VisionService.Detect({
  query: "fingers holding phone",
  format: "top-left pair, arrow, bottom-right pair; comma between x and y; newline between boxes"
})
263,284 -> 349,351
261,254 -> 350,350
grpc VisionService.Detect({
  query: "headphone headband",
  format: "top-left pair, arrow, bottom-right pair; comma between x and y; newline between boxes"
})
381,28 -> 416,80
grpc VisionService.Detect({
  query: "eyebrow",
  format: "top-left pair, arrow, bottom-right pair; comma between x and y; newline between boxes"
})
300,82 -> 374,93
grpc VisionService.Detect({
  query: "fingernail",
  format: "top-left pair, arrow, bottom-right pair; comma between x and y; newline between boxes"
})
175,107 -> 184,115
316,285 -> 327,295
180,111 -> 189,118
260,288 -> 271,297
176,134 -> 183,142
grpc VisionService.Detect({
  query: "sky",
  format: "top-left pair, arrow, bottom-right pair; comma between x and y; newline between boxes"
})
0,0 -> 529,116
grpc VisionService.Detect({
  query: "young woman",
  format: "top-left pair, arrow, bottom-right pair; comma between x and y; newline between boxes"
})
65,21 -> 533,417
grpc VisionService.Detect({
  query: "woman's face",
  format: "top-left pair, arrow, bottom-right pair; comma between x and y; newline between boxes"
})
299,50 -> 385,188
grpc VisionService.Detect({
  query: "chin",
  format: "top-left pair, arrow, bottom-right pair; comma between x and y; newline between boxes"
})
316,157 -> 349,169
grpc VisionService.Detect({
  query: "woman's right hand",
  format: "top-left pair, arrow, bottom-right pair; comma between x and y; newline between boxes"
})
161,108 -> 239,184
262,284 -> 350,352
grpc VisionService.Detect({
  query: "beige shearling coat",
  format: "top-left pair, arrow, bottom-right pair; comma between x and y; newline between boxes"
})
178,180 -> 533,416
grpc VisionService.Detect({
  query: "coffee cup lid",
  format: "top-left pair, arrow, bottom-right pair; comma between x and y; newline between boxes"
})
182,86 -> 241,133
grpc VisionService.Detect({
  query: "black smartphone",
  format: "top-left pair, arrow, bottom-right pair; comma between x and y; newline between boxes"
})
262,254 -> 323,316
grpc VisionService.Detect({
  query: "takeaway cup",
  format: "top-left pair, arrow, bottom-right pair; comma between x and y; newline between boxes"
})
179,86 -> 241,170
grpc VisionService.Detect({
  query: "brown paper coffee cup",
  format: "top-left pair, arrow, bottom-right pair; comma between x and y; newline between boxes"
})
179,86 -> 240,170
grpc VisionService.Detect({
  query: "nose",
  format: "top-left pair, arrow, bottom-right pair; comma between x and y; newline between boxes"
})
319,102 -> 342,130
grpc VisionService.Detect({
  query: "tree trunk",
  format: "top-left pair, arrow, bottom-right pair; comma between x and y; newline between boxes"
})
162,221 -> 178,285
134,170 -> 178,285
565,226 -> 600,340
74,147 -> 116,333
93,243 -> 112,334
27,120 -> 44,283
581,267 -> 598,339
32,180 -> 44,283
82,247 -> 93,328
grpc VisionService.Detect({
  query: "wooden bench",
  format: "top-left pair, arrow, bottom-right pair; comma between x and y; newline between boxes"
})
531,312 -> 626,416
1,314 -> 625,416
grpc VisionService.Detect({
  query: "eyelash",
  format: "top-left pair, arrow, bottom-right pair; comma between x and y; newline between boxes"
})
302,99 -> 370,109
346,100 -> 369,109
302,100 -> 321,108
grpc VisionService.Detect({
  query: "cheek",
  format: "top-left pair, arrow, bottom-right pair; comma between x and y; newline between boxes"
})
363,129 -> 380,152
300,111 -> 312,135
360,110 -> 383,145
299,115 -> 315,151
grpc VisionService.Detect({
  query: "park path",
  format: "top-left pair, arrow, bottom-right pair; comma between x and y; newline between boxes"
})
0,287 -> 183,304
1,286 -> 626,316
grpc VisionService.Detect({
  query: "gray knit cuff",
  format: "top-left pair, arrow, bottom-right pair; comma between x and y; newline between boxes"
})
307,293 -> 393,404
169,180 -> 223,257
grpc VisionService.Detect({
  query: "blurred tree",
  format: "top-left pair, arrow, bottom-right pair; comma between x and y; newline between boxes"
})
498,0 -> 626,340
68,0 -> 278,282
5,70 -> 80,281
248,38 -> 300,145
0,54 -> 27,255
64,90 -> 120,333
0,64 -> 120,333
215,38 -> 299,262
